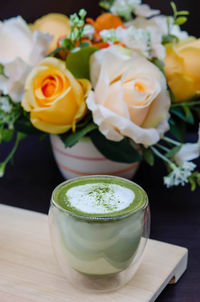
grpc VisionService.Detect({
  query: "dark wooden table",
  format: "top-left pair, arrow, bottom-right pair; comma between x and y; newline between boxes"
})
0,135 -> 200,302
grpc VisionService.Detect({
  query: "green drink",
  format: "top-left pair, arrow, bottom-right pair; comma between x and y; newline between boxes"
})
49,176 -> 150,291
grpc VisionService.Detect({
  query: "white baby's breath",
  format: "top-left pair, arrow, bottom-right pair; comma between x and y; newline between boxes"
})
0,96 -> 12,113
116,26 -> 150,56
100,29 -> 118,42
164,162 -> 196,188
82,24 -> 95,40
111,0 -> 141,20
152,16 -> 188,40
111,0 -> 160,20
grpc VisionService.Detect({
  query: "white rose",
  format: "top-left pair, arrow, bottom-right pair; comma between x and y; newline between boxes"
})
0,16 -> 52,102
87,46 -> 170,146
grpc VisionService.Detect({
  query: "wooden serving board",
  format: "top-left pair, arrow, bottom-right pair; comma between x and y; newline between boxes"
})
0,204 -> 188,302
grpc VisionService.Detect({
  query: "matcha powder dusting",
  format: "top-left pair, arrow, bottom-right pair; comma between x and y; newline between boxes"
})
65,183 -> 135,214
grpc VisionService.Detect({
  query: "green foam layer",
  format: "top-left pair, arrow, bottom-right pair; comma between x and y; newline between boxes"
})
53,176 -> 147,219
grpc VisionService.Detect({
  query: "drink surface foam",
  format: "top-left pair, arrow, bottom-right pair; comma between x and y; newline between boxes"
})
66,183 -> 135,214
53,177 -> 147,219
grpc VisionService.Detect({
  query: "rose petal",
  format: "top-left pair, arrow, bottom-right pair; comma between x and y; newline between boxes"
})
0,58 -> 31,102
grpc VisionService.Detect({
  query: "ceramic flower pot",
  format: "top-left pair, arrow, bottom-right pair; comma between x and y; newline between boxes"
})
50,134 -> 140,180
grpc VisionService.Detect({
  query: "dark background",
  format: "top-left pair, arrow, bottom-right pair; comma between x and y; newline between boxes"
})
0,1 -> 200,302
0,0 -> 199,37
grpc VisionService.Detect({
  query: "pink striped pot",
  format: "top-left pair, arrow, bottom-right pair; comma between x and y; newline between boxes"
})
50,134 -> 140,180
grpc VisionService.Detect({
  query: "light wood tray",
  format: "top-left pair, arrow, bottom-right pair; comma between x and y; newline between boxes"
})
0,204 -> 188,302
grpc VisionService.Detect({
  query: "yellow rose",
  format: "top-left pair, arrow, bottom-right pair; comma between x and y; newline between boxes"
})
164,38 -> 200,102
22,57 -> 91,134
31,14 -> 71,52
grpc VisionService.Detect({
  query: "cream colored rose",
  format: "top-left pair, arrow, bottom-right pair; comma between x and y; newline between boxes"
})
87,46 -> 170,146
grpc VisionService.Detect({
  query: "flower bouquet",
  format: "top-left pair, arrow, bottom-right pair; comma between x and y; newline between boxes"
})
1,0 -> 200,189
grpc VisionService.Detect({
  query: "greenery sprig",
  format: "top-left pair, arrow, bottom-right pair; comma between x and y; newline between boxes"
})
99,0 -> 114,10
170,1 -> 189,26
143,136 -> 200,189
162,2 -> 189,44
60,9 -> 87,51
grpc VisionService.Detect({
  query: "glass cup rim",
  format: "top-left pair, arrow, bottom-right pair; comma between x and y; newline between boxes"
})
51,175 -> 149,221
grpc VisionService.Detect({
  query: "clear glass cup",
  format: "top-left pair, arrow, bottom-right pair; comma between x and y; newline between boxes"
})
48,176 -> 150,292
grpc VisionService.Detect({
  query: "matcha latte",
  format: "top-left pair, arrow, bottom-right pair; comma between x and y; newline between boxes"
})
53,177 -> 146,219
49,176 -> 149,280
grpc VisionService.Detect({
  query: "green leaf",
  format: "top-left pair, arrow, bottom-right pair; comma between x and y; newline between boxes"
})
175,16 -> 187,25
169,87 -> 177,102
169,118 -> 186,142
0,128 -> 14,143
165,145 -> 182,159
188,172 -> 200,191
170,1 -> 177,16
177,10 -> 189,16
17,132 -> 27,141
171,97 -> 200,108
66,46 -> 98,79
0,162 -> 6,178
76,111 -> 92,128
189,176 -> 196,191
90,130 -> 142,163
143,147 -> 155,166
99,0 -> 114,10
60,122 -> 97,148
183,106 -> 194,124
193,107 -> 200,119
46,47 -> 63,57
0,63 -> 8,78
162,34 -> 179,44
14,115 -> 42,135
170,107 -> 188,123
151,58 -> 165,74
79,42 -> 90,48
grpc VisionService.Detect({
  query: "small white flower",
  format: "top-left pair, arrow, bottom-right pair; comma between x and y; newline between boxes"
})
174,124 -> 200,166
164,162 -> 196,188
0,96 -> 12,113
111,0 -> 141,20
135,4 -> 160,18
100,29 -> 118,42
152,16 -> 188,40
115,26 -> 150,57
83,24 -> 95,40
126,18 -> 166,60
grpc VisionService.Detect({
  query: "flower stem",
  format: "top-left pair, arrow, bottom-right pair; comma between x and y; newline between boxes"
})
163,136 -> 181,146
171,100 -> 200,108
151,146 -> 175,167
0,132 -> 25,177
156,143 -> 170,152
